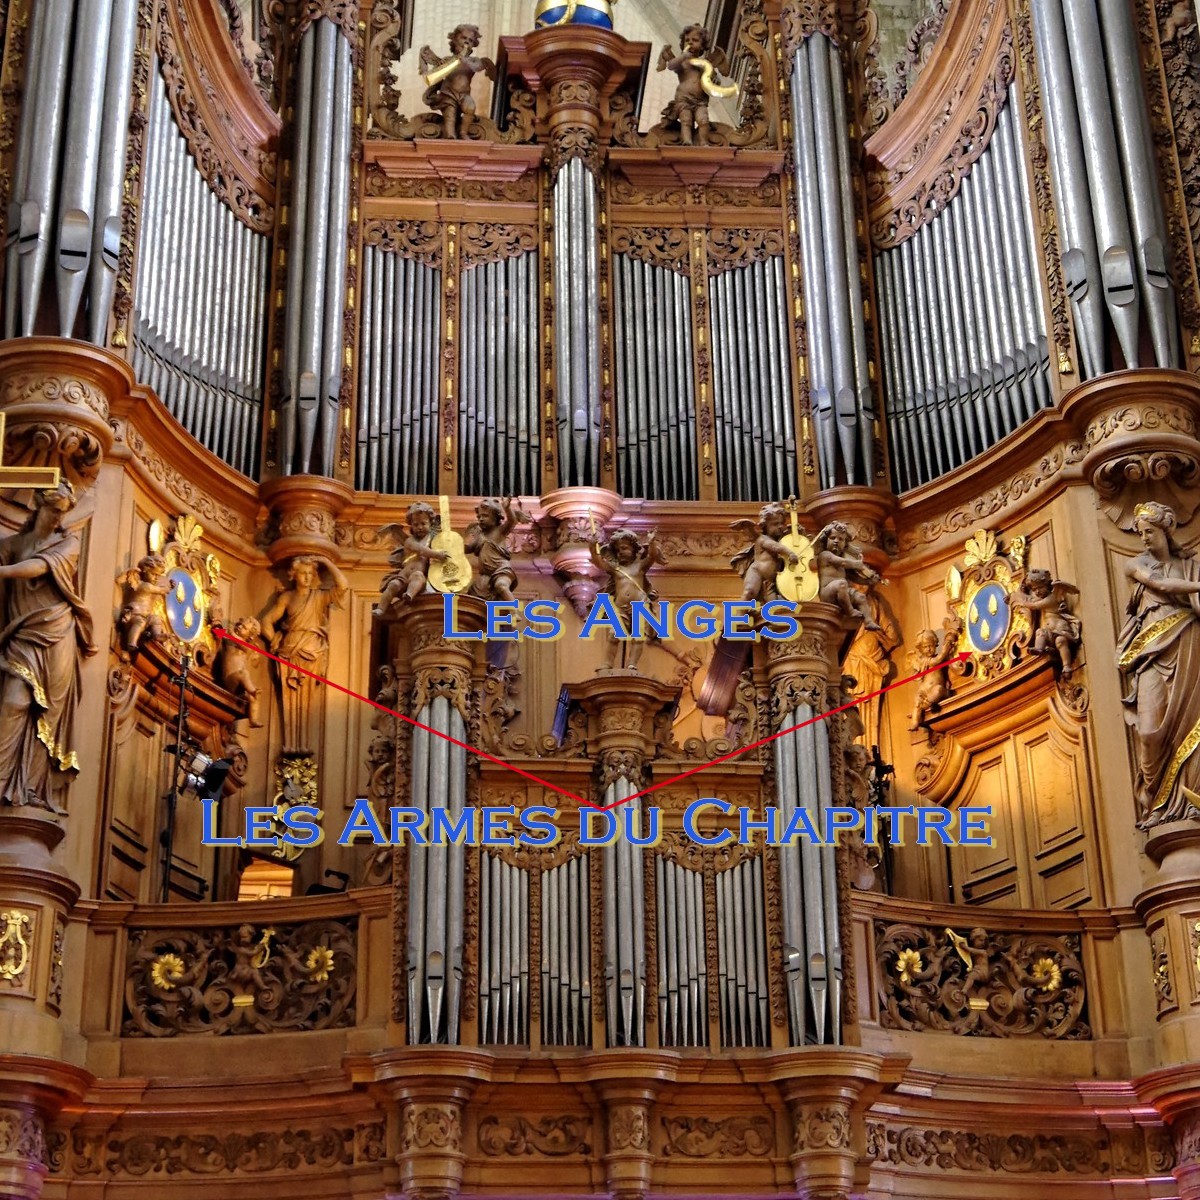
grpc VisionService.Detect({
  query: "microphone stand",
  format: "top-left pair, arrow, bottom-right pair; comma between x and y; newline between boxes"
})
160,652 -> 193,904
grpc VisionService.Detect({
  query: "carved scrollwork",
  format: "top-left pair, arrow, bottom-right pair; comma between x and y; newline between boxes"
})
611,227 -> 690,275
412,664 -> 472,724
0,1105 -> 45,1170
607,1105 -> 650,1151
781,1 -> 840,78
401,1104 -> 462,1152
477,1115 -> 592,1156
1151,925 -> 1176,1016
662,1114 -> 773,1157
122,919 -> 356,1036
770,673 -> 826,728
598,748 -> 645,789
363,217 -> 443,267
155,0 -> 276,232
706,227 -> 785,274
792,1103 -> 851,1153
868,20 -> 1014,247
460,223 -> 537,270
875,922 -> 1090,1038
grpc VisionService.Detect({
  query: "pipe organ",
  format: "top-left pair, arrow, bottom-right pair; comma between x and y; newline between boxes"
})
356,242 -> 443,495
479,851 -> 531,1045
875,100 -> 1051,492
132,60 -> 271,480
538,852 -> 591,1046
612,252 -> 698,501
552,157 -> 604,488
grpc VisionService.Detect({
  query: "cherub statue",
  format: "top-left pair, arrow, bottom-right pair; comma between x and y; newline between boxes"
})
219,616 -> 264,727
813,521 -> 882,631
730,503 -> 800,603
590,528 -> 666,673
907,617 -> 961,733
655,24 -> 737,146
1013,568 -> 1082,675
420,24 -> 496,140
466,497 -> 532,603
117,552 -> 169,658
374,503 -> 449,616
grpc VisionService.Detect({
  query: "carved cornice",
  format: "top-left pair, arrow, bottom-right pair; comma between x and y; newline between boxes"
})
155,0 -> 279,232
864,0 -> 1012,248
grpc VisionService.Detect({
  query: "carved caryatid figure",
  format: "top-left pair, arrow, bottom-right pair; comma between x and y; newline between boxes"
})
261,555 -> 348,755
420,24 -> 496,140
813,521 -> 882,631
1013,569 -> 1082,675
0,481 -> 96,811
466,497 -> 532,603
1115,502 -> 1200,826
656,24 -> 737,147
590,528 -> 665,673
730,503 -> 800,603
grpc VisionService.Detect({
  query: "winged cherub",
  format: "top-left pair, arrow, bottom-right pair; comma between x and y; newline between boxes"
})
374,502 -> 448,616
117,552 -> 170,658
655,24 -> 737,147
420,24 -> 496,140
1013,568 -> 1082,675
590,528 -> 666,673
466,497 -> 533,603
813,521 -> 882,631
730,503 -> 800,604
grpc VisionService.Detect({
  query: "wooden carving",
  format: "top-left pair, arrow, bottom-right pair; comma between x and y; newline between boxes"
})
0,481 -> 96,812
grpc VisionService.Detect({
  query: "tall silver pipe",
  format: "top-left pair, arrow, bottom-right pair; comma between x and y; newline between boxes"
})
281,27 -> 316,471
1061,0 -> 1139,366
91,0 -> 141,342
407,716 -> 431,1041
17,0 -> 76,335
1097,0 -> 1178,367
319,37 -> 352,475
791,45 -> 834,483
829,41 -> 874,480
56,0 -> 113,334
446,707 -> 467,1041
1027,0 -> 1105,377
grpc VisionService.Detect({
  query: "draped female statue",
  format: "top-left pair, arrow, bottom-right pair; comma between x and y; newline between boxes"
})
0,481 -> 96,811
1116,502 -> 1200,827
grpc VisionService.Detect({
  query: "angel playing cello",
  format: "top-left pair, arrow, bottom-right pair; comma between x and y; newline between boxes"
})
730,503 -> 800,604
656,24 -> 738,146
373,503 -> 448,616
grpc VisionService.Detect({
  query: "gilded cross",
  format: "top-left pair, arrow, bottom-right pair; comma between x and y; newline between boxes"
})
0,413 -> 60,489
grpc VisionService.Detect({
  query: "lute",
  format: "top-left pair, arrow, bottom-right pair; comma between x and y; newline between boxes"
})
427,495 -> 473,594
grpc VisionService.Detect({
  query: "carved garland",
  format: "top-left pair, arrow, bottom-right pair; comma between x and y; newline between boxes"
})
611,227 -> 690,276
362,217 -> 443,267
460,223 -> 538,270
1141,0 -> 1200,347
706,227 -> 786,275
155,0 -> 276,233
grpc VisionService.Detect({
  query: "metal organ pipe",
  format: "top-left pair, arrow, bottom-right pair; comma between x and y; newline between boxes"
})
552,158 -> 603,485
1029,0 -> 1179,372
874,87 -> 1052,492
774,704 -> 842,1045
602,785 -> 646,1048
4,0 -> 137,342
789,35 -> 872,486
131,58 -> 269,479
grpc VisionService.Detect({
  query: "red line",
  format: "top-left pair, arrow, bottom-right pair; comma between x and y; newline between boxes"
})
214,626 -> 968,814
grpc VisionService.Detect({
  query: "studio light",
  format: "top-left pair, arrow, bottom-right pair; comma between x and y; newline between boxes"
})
169,745 -> 232,804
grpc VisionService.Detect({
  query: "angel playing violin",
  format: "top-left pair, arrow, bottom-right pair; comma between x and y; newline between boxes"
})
730,503 -> 800,604
656,24 -> 738,147
1013,568 -> 1082,675
420,24 -> 496,140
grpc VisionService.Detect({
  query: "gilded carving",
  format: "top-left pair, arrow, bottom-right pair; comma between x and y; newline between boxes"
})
875,922 -> 1090,1038
662,1114 -> 773,1157
122,919 -> 356,1036
0,910 -> 32,987
48,913 -> 65,1011
1012,569 -> 1082,676
477,1115 -> 591,1156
